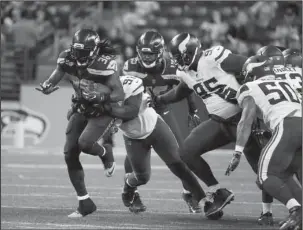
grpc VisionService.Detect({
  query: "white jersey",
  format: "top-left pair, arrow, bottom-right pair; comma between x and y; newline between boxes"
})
177,46 -> 241,119
118,75 -> 158,139
237,79 -> 302,131
273,66 -> 302,100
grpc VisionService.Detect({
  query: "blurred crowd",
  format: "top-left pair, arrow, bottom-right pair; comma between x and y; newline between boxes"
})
1,1 -> 302,80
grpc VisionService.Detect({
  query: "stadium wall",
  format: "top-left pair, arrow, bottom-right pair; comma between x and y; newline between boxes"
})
2,85 -> 234,149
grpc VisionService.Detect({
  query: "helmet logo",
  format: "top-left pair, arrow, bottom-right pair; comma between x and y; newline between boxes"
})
178,34 -> 190,54
246,61 -> 267,74
73,43 -> 84,49
142,48 -> 152,52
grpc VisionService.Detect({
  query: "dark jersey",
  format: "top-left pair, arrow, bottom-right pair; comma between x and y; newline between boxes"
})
57,49 -> 118,97
122,57 -> 179,96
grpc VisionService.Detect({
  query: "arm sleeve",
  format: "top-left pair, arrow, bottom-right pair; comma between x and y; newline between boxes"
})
220,53 -> 248,75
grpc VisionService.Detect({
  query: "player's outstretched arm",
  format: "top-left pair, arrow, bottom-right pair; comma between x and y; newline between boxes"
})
106,93 -> 142,120
107,72 -> 125,102
221,53 -> 248,76
35,65 -> 65,95
236,96 -> 257,148
157,81 -> 193,104
225,96 -> 257,175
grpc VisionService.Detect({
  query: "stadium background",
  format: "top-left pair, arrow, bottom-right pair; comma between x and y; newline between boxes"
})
1,1 -> 302,148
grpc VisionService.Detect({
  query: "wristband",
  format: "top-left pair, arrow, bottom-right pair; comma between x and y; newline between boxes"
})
235,145 -> 244,153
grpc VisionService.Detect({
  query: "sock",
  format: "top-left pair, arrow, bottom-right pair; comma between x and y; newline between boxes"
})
68,169 -> 88,197
77,194 -> 89,201
208,184 -> 220,193
286,198 -> 301,210
262,202 -> 273,213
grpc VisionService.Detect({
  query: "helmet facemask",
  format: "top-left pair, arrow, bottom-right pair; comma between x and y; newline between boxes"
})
137,46 -> 163,68
71,43 -> 99,67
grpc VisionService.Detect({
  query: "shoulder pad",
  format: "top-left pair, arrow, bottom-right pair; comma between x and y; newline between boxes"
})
203,45 -> 231,64
120,75 -> 144,100
87,55 -> 117,76
57,49 -> 70,65
236,83 -> 251,108
123,58 -> 146,78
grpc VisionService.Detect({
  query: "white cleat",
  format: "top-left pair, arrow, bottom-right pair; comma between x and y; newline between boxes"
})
68,210 -> 84,218
105,162 -> 116,177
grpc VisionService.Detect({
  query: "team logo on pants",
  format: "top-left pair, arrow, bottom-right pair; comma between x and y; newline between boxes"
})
1,104 -> 50,145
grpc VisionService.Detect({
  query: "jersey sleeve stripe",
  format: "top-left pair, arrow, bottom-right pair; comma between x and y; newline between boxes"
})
122,71 -> 147,79
215,48 -> 226,61
133,83 -> 144,94
87,68 -> 115,76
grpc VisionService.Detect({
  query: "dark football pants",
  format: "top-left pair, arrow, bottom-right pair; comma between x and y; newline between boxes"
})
124,106 -> 184,173
64,112 -> 113,196
180,116 -> 266,189
257,117 -> 302,206
124,117 -> 206,201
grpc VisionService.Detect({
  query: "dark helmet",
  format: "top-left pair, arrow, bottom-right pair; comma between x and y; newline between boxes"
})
136,31 -> 165,68
282,48 -> 302,68
241,55 -> 274,83
168,33 -> 201,70
256,45 -> 284,66
70,29 -> 100,67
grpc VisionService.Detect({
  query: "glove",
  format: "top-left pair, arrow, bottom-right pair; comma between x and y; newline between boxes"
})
35,82 -> 59,95
82,91 -> 110,103
79,79 -> 96,91
188,111 -> 201,130
225,151 -> 242,176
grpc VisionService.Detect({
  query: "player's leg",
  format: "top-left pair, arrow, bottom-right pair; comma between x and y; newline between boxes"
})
241,131 -> 275,225
158,108 -> 184,147
78,115 -> 115,177
228,122 -> 275,225
257,118 -> 302,230
122,136 -> 150,213
180,118 -> 235,217
63,112 -> 96,217
150,117 -> 207,214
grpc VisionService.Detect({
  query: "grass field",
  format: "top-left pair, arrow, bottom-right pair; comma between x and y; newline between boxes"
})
1,146 -> 287,229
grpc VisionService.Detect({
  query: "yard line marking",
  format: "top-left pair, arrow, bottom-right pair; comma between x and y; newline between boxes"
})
1,221 -> 153,229
1,183 -> 261,194
1,205 -> 286,219
1,193 -> 283,206
1,146 -> 233,156
2,163 -> 251,174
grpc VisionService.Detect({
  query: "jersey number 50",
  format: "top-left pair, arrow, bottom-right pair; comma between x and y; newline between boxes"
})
258,81 -> 300,105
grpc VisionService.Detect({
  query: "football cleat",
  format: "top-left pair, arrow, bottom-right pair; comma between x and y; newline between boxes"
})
205,188 -> 234,217
280,206 -> 302,230
204,201 -> 224,220
122,191 -> 146,213
68,198 -> 96,218
258,212 -> 274,226
182,192 -> 202,213
100,144 -> 116,177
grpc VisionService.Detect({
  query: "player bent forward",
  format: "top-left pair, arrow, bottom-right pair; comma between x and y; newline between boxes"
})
104,75 -> 222,216
227,55 -> 302,230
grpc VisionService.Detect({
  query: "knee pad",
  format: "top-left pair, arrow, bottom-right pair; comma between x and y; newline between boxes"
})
135,172 -> 150,185
64,153 -> 82,170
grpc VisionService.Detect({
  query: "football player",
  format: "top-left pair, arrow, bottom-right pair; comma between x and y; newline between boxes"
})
257,46 -> 302,98
122,31 -> 202,213
36,29 -> 125,218
155,33 -> 272,221
102,75 -> 212,215
229,55 -> 302,230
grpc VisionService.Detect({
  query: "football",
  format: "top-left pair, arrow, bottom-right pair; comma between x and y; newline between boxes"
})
79,79 -> 111,94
